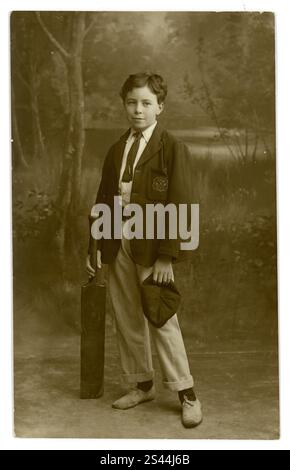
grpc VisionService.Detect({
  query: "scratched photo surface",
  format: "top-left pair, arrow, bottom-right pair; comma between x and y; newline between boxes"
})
12,11 -> 278,439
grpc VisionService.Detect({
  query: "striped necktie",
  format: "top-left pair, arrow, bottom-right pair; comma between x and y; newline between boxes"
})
122,131 -> 142,182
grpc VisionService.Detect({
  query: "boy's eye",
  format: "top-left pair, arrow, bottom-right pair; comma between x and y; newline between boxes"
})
126,101 -> 151,106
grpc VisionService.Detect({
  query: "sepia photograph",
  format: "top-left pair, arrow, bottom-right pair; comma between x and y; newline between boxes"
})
11,10 -> 278,440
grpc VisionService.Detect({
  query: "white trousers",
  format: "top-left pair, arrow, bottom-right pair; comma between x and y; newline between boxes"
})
107,222 -> 194,392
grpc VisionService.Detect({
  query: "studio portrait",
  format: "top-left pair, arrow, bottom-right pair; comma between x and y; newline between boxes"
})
11,11 -> 278,439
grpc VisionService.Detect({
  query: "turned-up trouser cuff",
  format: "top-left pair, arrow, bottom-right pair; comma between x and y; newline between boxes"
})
107,222 -> 194,393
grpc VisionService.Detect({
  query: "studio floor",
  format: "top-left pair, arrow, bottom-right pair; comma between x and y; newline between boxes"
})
13,330 -> 279,440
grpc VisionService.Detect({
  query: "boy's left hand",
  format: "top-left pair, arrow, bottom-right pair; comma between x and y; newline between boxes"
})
153,255 -> 174,285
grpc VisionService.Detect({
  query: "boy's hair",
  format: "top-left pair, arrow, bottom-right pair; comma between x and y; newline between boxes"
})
120,73 -> 167,104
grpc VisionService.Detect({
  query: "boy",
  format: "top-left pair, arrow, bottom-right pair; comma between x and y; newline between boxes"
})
86,73 -> 202,428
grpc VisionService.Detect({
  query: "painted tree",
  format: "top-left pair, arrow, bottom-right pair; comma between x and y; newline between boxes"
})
167,12 -> 275,162
11,83 -> 28,168
35,11 -> 90,279
11,13 -> 47,161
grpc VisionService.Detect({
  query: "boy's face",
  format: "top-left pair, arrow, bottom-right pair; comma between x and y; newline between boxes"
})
123,85 -> 164,131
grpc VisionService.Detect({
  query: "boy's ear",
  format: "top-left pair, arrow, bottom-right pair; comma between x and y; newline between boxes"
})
157,102 -> 164,115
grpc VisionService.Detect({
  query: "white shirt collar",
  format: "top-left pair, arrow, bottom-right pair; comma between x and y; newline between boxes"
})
127,121 -> 158,143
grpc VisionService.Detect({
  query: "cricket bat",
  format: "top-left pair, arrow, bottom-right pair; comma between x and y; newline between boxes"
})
80,221 -> 106,399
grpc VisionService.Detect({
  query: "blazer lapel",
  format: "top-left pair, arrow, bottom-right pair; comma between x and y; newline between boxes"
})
113,128 -> 130,176
135,122 -> 163,169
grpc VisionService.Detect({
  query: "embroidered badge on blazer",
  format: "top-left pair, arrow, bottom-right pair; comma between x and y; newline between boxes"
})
152,176 -> 168,192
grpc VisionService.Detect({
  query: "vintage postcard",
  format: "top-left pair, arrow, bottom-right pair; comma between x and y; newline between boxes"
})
11,11 -> 278,440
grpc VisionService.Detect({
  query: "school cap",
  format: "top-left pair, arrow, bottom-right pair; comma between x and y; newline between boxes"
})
140,273 -> 181,328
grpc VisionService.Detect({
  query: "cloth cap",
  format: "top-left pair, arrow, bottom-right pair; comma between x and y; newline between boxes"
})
140,273 -> 181,328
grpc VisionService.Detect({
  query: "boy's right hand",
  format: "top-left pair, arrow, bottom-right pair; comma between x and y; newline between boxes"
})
86,250 -> 102,277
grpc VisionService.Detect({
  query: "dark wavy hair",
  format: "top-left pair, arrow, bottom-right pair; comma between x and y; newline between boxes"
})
120,72 -> 167,104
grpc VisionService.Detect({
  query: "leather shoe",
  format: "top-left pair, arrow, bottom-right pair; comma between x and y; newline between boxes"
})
181,396 -> 203,428
112,386 -> 155,410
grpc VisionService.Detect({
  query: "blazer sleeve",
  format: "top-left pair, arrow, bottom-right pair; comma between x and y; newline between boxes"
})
87,148 -> 113,255
157,139 -> 195,261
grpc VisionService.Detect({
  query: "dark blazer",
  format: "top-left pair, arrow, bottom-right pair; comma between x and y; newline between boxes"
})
88,122 -> 195,267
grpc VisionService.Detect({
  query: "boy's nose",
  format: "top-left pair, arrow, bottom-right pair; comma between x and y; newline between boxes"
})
135,103 -> 143,114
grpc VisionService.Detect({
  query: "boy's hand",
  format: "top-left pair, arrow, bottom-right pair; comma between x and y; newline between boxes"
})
86,250 -> 102,277
153,255 -> 174,285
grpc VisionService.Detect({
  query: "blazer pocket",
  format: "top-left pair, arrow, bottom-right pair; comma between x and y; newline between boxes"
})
148,169 -> 169,202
